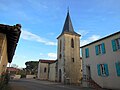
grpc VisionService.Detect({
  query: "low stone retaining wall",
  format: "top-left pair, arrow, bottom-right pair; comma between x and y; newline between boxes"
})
26,75 -> 36,79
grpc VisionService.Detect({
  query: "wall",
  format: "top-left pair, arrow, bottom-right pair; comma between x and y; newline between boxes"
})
57,35 -> 65,83
26,75 -> 36,79
57,33 -> 82,84
38,62 -> 49,80
82,33 -> 120,89
49,62 -> 57,81
64,34 -> 82,84
13,75 -> 21,79
0,33 -> 8,75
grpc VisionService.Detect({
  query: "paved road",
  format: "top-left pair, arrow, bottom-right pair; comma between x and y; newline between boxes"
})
9,79 -> 96,90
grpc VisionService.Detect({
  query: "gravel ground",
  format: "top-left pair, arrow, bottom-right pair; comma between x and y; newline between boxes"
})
8,79 -> 104,90
9,83 -> 27,90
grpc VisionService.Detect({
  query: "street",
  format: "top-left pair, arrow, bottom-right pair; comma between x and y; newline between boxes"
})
9,79 -> 95,90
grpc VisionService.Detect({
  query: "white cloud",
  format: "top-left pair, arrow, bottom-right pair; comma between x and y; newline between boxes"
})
21,30 -> 57,46
45,42 -> 57,46
77,30 -> 89,38
48,53 -> 57,60
40,53 -> 43,56
81,35 -> 101,46
47,32 -> 55,36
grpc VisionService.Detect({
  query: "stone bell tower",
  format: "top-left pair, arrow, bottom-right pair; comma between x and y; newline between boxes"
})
57,11 -> 82,84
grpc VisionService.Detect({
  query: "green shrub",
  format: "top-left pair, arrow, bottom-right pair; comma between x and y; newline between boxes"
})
0,72 -> 10,90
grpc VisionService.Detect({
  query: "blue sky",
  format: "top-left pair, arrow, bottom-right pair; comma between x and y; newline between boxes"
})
0,0 -> 120,68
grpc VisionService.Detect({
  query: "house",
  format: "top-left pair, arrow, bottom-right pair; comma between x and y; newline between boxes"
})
7,67 -> 21,75
49,60 -> 58,81
0,24 -> 21,75
57,11 -> 82,84
37,59 -> 57,81
81,31 -> 120,89
7,67 -> 21,79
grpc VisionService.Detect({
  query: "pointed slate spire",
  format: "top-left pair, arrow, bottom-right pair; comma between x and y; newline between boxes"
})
62,10 -> 74,33
57,10 -> 80,39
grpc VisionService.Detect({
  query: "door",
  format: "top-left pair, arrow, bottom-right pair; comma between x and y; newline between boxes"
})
59,69 -> 62,82
86,66 -> 91,80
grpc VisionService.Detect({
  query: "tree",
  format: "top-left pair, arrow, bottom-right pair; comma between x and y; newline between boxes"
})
11,64 -> 18,68
25,61 -> 38,75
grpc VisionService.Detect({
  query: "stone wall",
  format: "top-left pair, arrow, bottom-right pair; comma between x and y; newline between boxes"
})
0,33 -> 8,75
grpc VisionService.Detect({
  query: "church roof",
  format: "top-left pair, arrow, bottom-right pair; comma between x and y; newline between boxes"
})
57,11 -> 80,39
39,59 -> 57,64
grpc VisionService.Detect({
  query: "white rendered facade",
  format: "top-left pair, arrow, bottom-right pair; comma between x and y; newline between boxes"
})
81,31 -> 120,89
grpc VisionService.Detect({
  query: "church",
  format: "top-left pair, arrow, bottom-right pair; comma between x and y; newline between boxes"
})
57,11 -> 82,84
37,11 -> 82,84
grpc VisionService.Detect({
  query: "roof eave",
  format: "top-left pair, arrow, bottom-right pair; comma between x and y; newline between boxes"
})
80,31 -> 120,48
57,32 -> 81,39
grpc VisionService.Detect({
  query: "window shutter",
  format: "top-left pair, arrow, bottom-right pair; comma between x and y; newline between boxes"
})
97,64 -> 101,76
115,62 -> 120,76
104,64 -> 109,76
87,48 -> 89,57
85,48 -> 87,58
101,43 -> 106,54
111,40 -> 117,51
95,45 -> 99,55
85,48 -> 89,58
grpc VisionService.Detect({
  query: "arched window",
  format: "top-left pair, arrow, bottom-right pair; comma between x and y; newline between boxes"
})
72,58 -> 74,62
59,54 -> 61,59
44,67 -> 47,73
60,40 -> 62,52
71,38 -> 74,48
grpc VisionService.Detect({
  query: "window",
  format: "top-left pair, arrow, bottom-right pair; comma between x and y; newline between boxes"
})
111,38 -> 120,51
44,67 -> 47,73
71,38 -> 74,48
95,43 -> 106,55
115,62 -> 120,76
85,48 -> 89,58
59,54 -> 61,59
60,40 -> 62,52
97,64 -> 109,77
72,58 -> 74,62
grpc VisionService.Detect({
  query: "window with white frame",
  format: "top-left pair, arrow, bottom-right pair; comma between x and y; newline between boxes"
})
111,38 -> 120,51
115,38 -> 120,50
95,43 -> 106,55
98,44 -> 102,54
97,64 -> 109,77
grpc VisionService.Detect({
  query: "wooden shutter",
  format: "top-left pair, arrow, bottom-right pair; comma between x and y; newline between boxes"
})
104,64 -> 109,76
97,64 -> 101,76
85,48 -> 89,58
115,62 -> 120,76
101,43 -> 106,54
111,40 -> 117,51
95,45 -> 99,55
